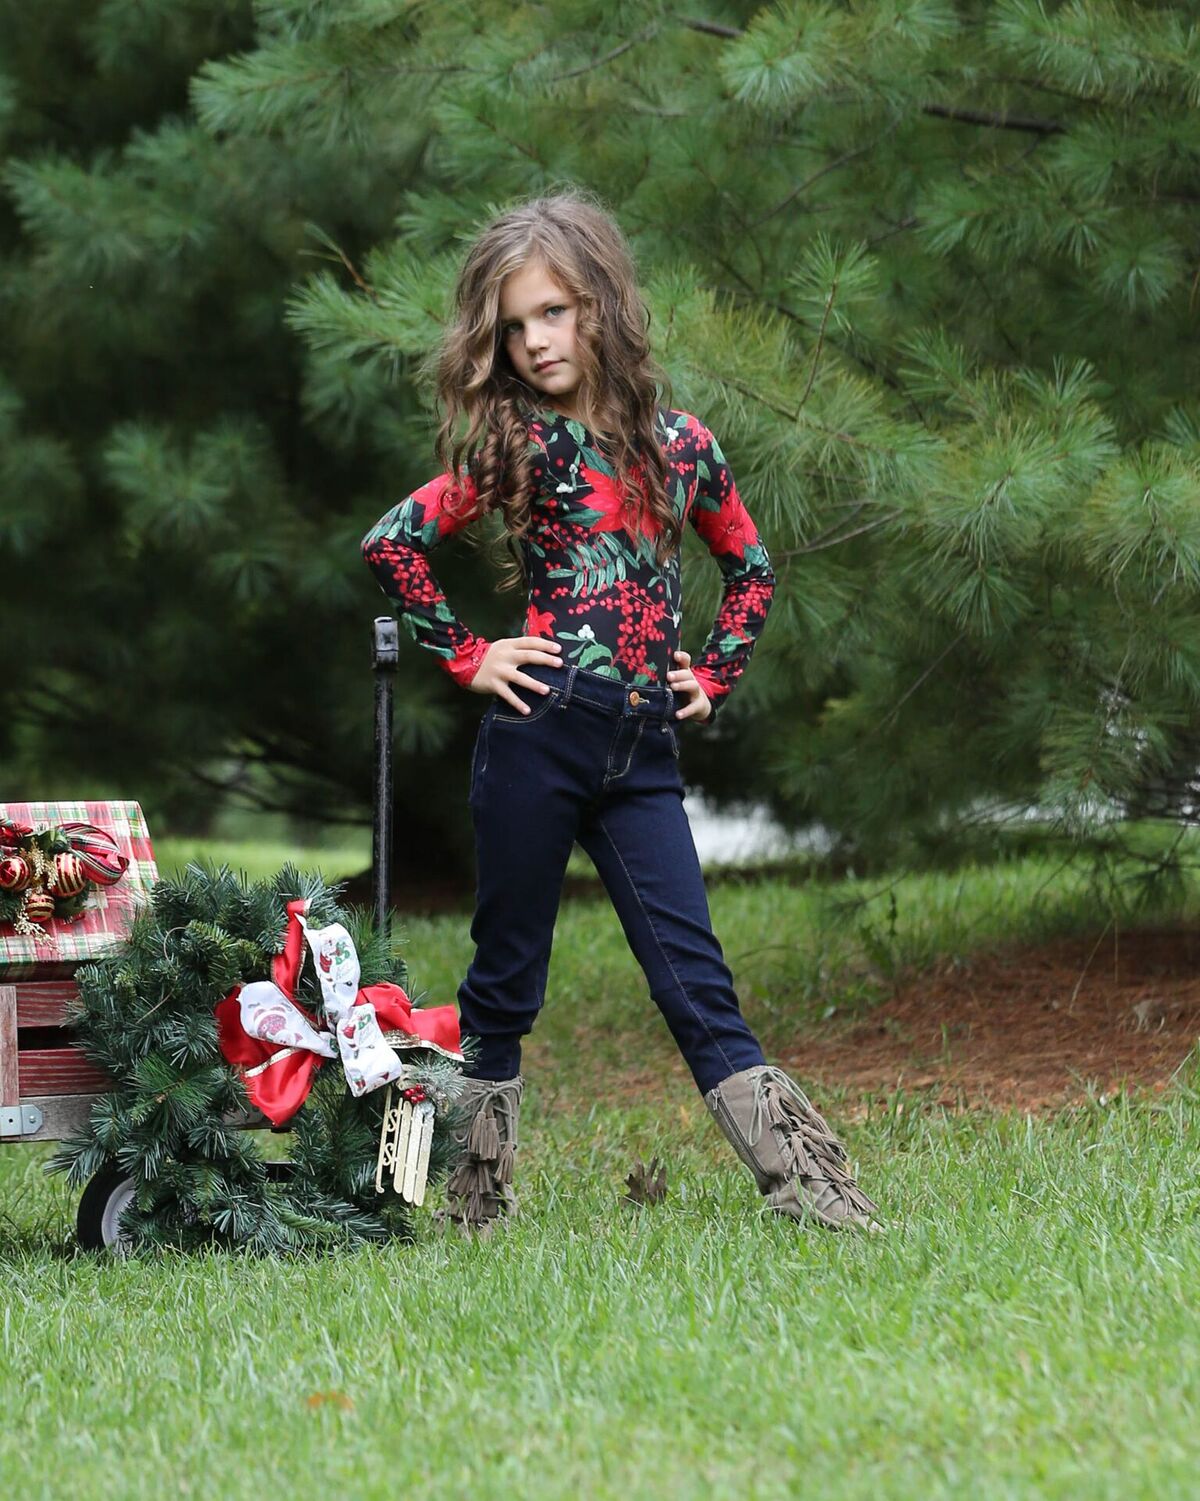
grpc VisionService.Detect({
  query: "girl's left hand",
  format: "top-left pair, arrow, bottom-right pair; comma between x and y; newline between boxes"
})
667,649 -> 713,723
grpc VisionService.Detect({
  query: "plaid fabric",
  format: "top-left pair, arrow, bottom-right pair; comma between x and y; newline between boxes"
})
0,801 -> 157,980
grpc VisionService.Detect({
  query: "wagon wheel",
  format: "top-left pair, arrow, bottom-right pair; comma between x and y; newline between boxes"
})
76,1164 -> 136,1253
76,1160 -> 297,1253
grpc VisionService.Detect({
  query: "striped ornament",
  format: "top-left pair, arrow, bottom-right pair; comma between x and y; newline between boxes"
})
50,851 -> 88,899
0,854 -> 31,891
23,888 -> 55,923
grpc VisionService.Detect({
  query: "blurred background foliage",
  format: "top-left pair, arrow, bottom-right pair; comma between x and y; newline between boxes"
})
3,0 -> 1200,882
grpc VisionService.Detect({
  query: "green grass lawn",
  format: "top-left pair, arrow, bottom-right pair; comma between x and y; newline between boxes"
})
154,834 -> 373,887
3,844 -> 1200,1498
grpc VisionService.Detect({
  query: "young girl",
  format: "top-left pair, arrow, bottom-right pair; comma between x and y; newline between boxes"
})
362,189 -> 878,1234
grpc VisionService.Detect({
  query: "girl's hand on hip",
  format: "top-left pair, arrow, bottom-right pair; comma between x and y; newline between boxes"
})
469,636 -> 563,714
667,650 -> 713,723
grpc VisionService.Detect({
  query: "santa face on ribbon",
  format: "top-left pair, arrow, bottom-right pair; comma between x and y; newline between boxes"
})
237,982 -> 337,1058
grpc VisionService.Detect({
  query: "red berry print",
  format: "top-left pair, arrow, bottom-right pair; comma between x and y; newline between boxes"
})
362,409 -> 776,713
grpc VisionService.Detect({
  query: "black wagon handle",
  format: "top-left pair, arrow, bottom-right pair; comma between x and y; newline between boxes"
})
371,616 -> 400,939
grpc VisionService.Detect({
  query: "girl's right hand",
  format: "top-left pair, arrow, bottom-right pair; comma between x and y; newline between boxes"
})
468,636 -> 563,714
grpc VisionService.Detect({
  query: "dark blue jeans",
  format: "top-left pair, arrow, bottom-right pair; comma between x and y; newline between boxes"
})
456,660 -> 767,1095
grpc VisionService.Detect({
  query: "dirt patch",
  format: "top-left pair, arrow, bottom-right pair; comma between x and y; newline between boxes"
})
792,926 -> 1200,1113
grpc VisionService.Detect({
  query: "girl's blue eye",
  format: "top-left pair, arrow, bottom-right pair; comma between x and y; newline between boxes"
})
501,305 -> 566,336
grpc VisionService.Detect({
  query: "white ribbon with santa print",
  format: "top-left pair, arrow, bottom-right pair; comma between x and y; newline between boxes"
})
236,916 -> 405,1098
297,914 -> 407,1097
225,908 -> 444,1206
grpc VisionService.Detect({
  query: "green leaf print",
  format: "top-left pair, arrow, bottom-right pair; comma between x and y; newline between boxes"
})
580,441 -> 616,477
551,533 -> 629,598
633,534 -> 659,569
554,630 -> 612,669
363,508 -> 404,546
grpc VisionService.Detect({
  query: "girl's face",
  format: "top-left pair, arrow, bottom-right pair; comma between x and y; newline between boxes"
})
499,260 -> 583,420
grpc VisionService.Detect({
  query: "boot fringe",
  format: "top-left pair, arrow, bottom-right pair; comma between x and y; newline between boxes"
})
466,1106 -> 501,1160
708,1065 -> 880,1229
441,1075 -> 524,1234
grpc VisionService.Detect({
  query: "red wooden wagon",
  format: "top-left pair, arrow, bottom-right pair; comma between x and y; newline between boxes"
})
1,621 -> 402,1251
0,974 -> 156,1245
0,970 -> 287,1247
0,800 -> 162,1247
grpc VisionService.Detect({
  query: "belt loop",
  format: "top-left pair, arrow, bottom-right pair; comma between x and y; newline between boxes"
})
557,661 -> 578,707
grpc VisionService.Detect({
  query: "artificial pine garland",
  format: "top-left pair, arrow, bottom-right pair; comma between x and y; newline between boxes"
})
51,860 -> 467,1253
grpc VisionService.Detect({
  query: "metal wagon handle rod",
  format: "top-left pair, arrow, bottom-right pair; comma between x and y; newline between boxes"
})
371,616 -> 400,940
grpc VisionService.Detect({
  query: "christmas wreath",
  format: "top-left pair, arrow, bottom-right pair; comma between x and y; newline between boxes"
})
0,817 -> 128,935
51,860 -> 468,1253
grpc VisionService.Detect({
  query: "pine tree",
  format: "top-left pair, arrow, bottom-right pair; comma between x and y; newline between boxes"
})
5,0 -> 1200,858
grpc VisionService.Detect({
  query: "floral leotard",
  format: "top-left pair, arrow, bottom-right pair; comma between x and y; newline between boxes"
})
361,406 -> 776,719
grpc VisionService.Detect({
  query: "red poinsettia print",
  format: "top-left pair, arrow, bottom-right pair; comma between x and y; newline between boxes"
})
416,474 -> 480,540
525,604 -> 557,638
578,465 -> 662,543
694,492 -> 761,557
362,407 -> 775,717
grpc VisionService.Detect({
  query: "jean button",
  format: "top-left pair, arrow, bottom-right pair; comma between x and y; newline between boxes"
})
629,691 -> 642,706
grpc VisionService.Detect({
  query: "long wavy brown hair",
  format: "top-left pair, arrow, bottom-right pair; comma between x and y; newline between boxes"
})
422,188 -> 679,593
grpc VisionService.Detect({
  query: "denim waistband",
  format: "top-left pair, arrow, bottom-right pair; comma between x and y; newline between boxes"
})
521,660 -> 682,722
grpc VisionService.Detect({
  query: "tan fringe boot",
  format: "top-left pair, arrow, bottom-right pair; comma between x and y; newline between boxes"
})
436,1074 -> 524,1237
705,1065 -> 880,1231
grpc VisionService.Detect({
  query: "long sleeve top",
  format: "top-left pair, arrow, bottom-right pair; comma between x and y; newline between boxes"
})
361,406 -> 776,720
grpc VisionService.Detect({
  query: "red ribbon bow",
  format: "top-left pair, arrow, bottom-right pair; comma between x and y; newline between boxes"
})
215,899 -> 462,1126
